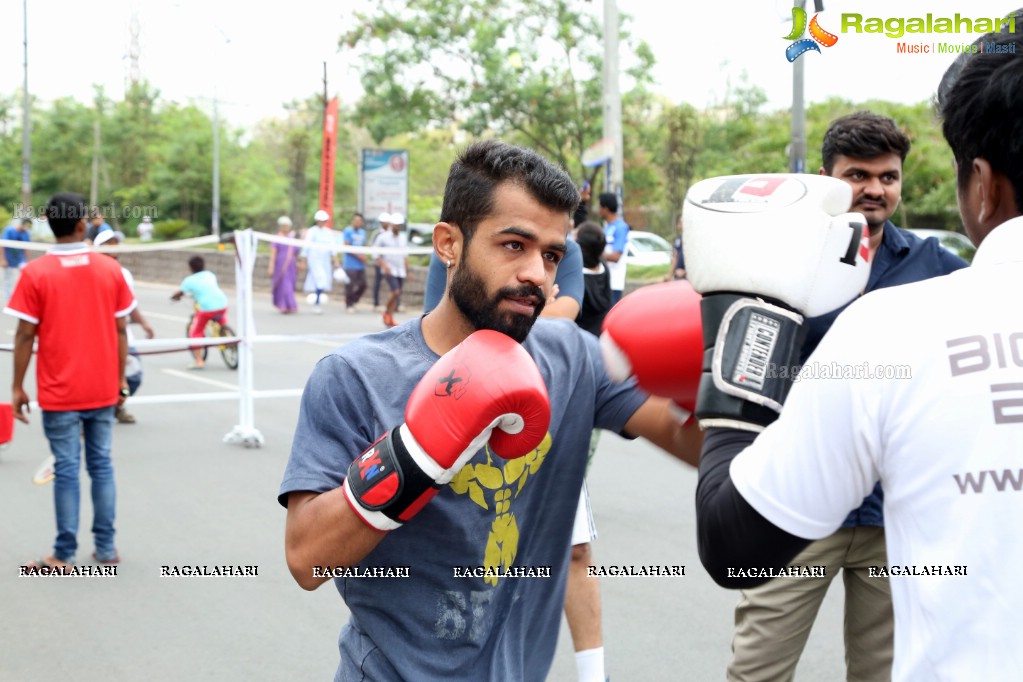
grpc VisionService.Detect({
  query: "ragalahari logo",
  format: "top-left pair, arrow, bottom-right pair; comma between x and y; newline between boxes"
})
784,6 -> 839,61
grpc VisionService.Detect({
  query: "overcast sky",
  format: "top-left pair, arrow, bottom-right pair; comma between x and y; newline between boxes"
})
1,0 -> 1018,129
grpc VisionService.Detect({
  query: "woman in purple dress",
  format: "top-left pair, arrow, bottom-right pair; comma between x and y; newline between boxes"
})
268,216 -> 298,313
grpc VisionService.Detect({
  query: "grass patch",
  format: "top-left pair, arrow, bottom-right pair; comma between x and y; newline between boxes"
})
626,263 -> 671,282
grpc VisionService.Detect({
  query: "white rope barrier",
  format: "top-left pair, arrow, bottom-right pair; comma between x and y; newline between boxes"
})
0,235 -> 221,252
4,228 -> 434,448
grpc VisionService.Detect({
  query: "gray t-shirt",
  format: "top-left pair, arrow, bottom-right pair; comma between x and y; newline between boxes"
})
279,317 -> 647,681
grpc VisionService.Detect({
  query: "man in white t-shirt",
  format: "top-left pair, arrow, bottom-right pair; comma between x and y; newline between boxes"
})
687,27 -> 1023,681
94,230 -> 155,423
372,212 -> 409,328
137,216 -> 154,242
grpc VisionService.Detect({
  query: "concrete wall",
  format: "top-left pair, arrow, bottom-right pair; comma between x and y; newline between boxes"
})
112,248 -> 431,307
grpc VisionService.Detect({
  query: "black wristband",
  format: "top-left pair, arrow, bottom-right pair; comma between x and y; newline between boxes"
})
696,293 -> 806,430
345,426 -> 440,526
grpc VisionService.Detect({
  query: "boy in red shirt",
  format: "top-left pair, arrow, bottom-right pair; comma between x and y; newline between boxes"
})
5,192 -> 135,572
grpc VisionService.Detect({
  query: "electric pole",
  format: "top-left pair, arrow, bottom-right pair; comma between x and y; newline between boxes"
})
602,0 -> 624,206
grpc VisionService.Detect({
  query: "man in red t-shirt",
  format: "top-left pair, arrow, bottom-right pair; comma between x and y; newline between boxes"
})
5,192 -> 135,573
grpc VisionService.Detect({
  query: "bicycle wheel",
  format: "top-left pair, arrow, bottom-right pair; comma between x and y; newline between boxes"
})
217,324 -> 239,370
186,315 -> 209,361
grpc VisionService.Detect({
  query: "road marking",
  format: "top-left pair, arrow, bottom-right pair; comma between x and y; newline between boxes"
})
161,368 -> 239,390
145,311 -> 191,323
303,339 -> 345,348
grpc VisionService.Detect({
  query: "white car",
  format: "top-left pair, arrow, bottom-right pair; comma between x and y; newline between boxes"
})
907,228 -> 976,263
625,230 -> 673,267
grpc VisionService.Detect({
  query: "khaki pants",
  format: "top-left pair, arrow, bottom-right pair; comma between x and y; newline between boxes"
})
727,526 -> 893,682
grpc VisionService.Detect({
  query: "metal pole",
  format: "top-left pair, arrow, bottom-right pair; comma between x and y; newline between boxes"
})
211,28 -> 230,239
602,0 -> 624,204
20,0 -> 31,214
790,0 -> 808,174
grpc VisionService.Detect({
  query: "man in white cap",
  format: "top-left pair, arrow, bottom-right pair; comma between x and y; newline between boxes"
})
371,211 -> 409,328
137,216 -> 154,242
300,210 -> 339,314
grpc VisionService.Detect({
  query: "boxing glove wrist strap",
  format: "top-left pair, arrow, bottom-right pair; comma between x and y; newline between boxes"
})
696,294 -> 805,431
343,425 -> 441,532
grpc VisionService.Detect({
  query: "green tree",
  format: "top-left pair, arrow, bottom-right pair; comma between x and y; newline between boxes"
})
30,97 -> 95,204
341,0 -> 654,180
660,102 -> 702,230
150,103 -> 215,228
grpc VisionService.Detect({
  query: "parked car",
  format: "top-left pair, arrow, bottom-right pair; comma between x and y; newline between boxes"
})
907,228 -> 976,263
625,230 -> 673,267
406,222 -> 435,246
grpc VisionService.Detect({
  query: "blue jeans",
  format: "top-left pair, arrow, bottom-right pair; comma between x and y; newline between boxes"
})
42,406 -> 117,562
127,351 -> 142,396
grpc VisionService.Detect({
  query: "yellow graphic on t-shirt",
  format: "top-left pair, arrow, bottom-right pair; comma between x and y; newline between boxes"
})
449,432 -> 551,586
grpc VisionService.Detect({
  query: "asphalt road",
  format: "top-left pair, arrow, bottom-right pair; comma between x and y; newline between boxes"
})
0,281 -> 846,681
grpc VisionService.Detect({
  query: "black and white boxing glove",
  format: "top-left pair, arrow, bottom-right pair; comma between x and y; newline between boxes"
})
683,174 -> 872,431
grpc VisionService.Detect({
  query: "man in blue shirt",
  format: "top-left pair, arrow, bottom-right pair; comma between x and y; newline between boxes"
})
85,210 -> 112,244
598,193 -> 629,304
342,212 -> 368,312
1,218 -> 32,305
727,111 -> 969,682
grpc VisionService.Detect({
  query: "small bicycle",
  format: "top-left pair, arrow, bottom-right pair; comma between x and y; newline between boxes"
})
185,303 -> 239,370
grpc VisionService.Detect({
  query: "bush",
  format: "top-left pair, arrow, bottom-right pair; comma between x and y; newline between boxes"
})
153,220 -> 204,240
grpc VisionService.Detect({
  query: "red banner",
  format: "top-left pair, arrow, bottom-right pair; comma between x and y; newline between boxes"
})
318,97 -> 339,227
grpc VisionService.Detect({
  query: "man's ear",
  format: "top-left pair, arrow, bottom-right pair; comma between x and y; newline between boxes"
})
433,222 -> 463,267
818,166 -> 827,176
971,158 -> 997,225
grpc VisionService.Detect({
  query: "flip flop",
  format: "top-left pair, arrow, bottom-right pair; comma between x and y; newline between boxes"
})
187,364 -> 205,371
32,456 -> 55,485
23,556 -> 74,574
92,551 -> 119,565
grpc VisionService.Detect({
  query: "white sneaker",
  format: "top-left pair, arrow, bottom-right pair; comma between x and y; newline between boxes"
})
346,306 -> 356,313
313,305 -> 323,315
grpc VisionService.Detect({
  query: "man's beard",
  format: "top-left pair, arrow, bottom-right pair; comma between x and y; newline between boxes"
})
448,256 -> 546,343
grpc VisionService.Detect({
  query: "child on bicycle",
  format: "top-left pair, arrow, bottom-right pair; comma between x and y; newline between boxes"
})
170,255 -> 228,370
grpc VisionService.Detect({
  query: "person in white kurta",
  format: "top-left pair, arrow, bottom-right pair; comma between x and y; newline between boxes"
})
301,210 -> 340,313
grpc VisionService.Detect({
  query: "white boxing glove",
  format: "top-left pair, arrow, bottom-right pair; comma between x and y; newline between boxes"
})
682,174 -> 872,431
683,173 -> 870,317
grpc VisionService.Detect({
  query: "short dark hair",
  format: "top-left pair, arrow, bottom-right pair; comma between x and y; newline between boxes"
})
575,221 -> 606,269
937,22 -> 1023,210
352,212 -> 364,221
820,111 -> 911,174
598,192 -> 618,214
188,255 -> 205,273
46,192 -> 88,238
20,218 -> 32,227
439,140 -> 578,246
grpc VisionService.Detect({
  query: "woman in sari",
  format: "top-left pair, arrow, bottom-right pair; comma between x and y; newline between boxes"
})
268,216 -> 298,313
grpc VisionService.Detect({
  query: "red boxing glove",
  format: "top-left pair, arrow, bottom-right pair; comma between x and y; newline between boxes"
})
599,280 -> 703,416
344,330 -> 551,531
